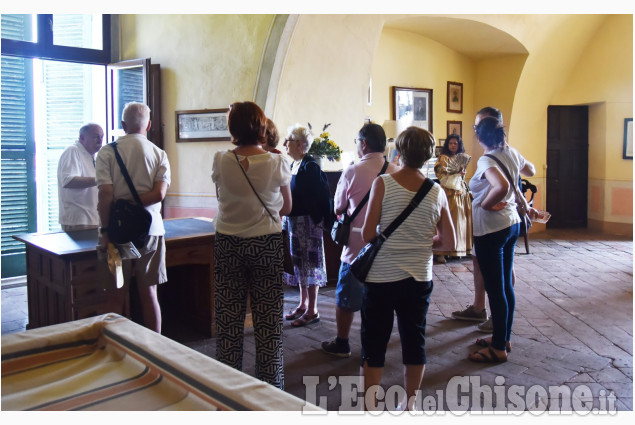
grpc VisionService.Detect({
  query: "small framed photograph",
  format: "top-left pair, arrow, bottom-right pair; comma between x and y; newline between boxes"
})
623,118 -> 633,160
175,109 -> 230,142
447,81 -> 463,113
447,120 -> 462,138
392,86 -> 433,133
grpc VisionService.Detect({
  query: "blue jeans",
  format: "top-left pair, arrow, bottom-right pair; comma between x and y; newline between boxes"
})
474,223 -> 520,351
335,262 -> 364,311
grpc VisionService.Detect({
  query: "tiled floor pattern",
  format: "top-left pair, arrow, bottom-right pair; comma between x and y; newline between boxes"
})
2,229 -> 632,412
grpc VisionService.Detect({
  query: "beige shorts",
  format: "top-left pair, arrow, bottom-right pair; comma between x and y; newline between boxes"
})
61,224 -> 98,232
122,236 -> 167,287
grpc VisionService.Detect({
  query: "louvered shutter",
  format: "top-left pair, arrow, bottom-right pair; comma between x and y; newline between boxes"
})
41,59 -> 90,232
1,15 -> 36,277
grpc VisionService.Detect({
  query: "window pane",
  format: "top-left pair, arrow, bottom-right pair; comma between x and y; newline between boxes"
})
34,59 -> 106,232
52,14 -> 103,50
1,14 -> 35,42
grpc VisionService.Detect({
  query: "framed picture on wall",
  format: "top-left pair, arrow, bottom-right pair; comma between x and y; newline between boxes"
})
392,86 -> 433,133
447,81 -> 463,113
447,120 -> 462,138
623,118 -> 633,160
175,109 -> 231,142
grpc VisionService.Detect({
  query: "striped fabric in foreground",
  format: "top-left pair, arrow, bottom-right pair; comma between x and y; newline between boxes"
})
2,313 -> 321,411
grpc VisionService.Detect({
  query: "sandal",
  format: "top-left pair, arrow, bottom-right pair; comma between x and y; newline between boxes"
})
291,312 -> 320,327
468,346 -> 507,363
285,307 -> 306,321
475,337 -> 512,352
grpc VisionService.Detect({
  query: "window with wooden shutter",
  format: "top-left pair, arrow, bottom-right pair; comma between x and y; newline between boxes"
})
1,14 -> 111,278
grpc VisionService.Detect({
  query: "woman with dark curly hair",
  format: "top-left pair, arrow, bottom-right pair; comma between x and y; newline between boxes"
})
433,134 -> 472,263
467,116 -> 536,363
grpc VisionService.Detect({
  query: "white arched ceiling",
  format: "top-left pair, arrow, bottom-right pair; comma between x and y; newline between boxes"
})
382,15 -> 529,60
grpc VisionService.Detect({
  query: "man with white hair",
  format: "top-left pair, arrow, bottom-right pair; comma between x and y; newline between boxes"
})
96,102 -> 171,333
57,123 -> 104,231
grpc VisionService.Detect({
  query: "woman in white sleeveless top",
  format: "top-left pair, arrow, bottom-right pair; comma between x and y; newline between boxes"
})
360,126 -> 456,411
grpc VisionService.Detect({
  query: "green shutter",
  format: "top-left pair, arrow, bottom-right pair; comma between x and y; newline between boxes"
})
1,20 -> 36,277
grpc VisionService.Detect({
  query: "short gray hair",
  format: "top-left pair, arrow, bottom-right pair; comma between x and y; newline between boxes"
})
79,123 -> 102,138
122,102 -> 151,133
286,123 -> 313,153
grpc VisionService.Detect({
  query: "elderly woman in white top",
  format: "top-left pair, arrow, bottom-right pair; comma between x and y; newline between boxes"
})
211,101 -> 291,389
360,127 -> 455,411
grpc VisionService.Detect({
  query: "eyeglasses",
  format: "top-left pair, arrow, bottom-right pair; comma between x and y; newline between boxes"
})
354,138 -> 364,144
284,138 -> 299,143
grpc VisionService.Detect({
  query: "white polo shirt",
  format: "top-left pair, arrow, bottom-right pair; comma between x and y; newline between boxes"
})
57,140 -> 99,227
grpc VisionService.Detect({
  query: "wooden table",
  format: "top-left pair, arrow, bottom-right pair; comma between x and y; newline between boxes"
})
13,218 -> 219,337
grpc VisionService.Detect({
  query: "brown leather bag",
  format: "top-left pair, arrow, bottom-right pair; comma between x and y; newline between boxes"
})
281,229 -> 294,275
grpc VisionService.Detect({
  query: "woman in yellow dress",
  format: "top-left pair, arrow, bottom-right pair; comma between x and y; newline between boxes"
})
433,134 -> 472,262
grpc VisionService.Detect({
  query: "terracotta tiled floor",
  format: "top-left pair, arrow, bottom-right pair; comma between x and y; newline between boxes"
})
2,228 -> 632,412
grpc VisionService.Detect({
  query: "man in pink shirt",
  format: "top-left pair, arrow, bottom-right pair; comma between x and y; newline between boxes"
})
322,123 -> 398,357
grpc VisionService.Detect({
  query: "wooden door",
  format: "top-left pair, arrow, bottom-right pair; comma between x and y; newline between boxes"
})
546,106 -> 588,228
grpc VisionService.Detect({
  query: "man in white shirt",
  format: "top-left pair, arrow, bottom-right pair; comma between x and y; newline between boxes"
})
57,123 -> 104,231
96,102 -> 171,333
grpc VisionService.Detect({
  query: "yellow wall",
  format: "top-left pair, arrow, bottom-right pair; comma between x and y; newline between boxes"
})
119,14 -> 632,233
552,14 -> 633,182
272,15 -> 385,171
551,15 -> 633,232
365,28 -> 476,149
471,55 -> 527,173
120,14 -> 274,197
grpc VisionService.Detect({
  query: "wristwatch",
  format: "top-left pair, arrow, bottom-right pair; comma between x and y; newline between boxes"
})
100,227 -> 108,234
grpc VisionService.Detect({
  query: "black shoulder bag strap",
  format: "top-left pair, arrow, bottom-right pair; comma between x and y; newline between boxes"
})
111,142 -> 143,206
233,152 -> 279,222
346,159 -> 389,224
376,178 -> 435,242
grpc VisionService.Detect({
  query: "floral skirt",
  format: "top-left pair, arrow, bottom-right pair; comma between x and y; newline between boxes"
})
283,215 -> 327,287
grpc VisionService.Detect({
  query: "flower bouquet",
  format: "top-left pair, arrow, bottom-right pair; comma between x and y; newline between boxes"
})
307,123 -> 342,161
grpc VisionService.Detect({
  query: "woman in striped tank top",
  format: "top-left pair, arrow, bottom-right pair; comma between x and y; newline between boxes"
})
360,127 -> 456,411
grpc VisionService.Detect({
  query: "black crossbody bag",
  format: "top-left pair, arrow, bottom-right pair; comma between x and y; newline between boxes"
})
331,159 -> 389,246
350,178 -> 434,282
106,142 -> 152,249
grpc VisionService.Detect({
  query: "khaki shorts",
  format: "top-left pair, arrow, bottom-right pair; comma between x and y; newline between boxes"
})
121,236 -> 167,287
61,224 -> 98,232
